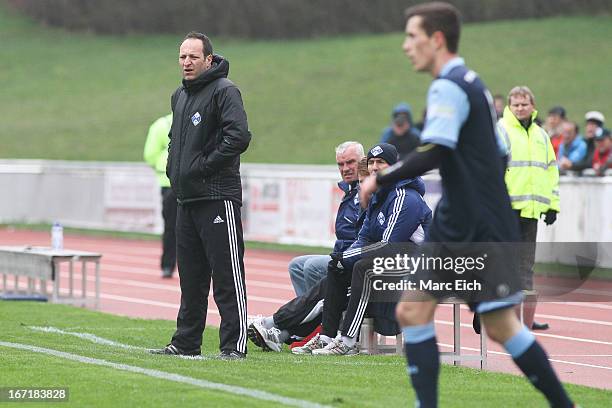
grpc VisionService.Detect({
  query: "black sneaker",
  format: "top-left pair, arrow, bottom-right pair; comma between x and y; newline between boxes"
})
218,350 -> 246,360
532,321 -> 550,331
149,343 -> 200,356
161,268 -> 173,279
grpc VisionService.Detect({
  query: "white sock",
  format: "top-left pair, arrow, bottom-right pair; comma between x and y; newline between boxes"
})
262,316 -> 275,329
319,334 -> 333,344
341,335 -> 356,347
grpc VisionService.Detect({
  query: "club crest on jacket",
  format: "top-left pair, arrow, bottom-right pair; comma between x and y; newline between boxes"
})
191,112 -> 202,126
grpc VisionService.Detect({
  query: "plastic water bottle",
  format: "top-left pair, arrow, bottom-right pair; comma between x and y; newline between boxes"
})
51,222 -> 64,250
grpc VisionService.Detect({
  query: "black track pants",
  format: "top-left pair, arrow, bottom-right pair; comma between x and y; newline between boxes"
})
160,187 -> 177,270
273,277 -> 328,337
171,199 -> 247,354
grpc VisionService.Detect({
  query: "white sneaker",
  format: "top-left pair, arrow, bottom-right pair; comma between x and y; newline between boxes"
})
312,338 -> 359,356
291,334 -> 326,355
247,320 -> 282,352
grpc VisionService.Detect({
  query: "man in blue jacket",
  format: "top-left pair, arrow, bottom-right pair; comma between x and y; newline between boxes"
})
293,143 -> 432,355
288,141 -> 364,296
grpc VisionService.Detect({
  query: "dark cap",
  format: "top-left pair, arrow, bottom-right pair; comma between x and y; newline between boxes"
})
367,143 -> 398,165
548,106 -> 566,118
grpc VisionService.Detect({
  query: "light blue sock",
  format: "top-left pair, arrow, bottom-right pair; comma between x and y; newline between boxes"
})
503,326 -> 535,358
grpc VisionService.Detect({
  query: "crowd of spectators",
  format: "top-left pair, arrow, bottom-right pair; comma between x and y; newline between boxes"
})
380,101 -> 611,177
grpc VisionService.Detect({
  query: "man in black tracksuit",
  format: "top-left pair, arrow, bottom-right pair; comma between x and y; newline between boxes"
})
151,32 -> 251,360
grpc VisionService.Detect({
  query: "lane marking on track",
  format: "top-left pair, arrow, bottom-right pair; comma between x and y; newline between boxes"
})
437,343 -> 612,371
434,320 -> 612,346
534,314 -> 612,327
550,302 -> 612,310
5,280 -> 289,308
0,341 -> 329,408
97,261 -> 298,280
533,332 -> 612,346
79,275 -> 294,293
436,303 -> 612,328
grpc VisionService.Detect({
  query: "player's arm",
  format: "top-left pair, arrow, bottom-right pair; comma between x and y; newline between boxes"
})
376,143 -> 445,185
336,212 -> 383,271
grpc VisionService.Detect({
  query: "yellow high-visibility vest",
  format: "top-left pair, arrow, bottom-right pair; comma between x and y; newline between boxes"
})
143,113 -> 173,187
498,106 -> 560,219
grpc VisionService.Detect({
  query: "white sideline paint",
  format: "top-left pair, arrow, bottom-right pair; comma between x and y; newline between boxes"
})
27,325 -> 401,367
0,341 -> 329,408
28,326 -> 148,351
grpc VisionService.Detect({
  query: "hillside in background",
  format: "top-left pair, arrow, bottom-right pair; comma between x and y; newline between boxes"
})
1,3 -> 611,164
7,0 -> 612,38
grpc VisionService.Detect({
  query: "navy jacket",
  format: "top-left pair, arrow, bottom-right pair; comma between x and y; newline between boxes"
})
333,181 -> 362,253
340,177 -> 432,270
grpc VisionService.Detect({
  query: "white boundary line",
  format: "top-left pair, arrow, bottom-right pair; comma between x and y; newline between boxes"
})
28,326 -> 149,351
26,326 -> 402,367
0,341 -> 329,408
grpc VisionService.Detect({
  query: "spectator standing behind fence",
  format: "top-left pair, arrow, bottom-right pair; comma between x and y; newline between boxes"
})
288,141 -> 364,296
497,86 -> 559,331
150,31 -> 251,360
379,102 -> 421,158
558,121 -> 587,172
493,94 -> 505,120
593,128 -> 612,176
543,106 -> 566,156
572,111 -> 606,171
143,113 -> 176,279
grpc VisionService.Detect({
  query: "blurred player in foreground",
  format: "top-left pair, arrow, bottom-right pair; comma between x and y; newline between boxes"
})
360,3 -> 574,407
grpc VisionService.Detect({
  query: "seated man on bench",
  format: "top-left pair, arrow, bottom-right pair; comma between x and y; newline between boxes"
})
249,144 -> 431,355
247,157 -> 371,351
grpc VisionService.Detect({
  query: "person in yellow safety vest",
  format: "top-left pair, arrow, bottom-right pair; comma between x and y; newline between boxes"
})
143,113 -> 176,279
497,86 -> 560,331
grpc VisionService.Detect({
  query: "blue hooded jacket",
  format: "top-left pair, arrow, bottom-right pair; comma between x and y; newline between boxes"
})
340,177 -> 432,270
333,180 -> 362,253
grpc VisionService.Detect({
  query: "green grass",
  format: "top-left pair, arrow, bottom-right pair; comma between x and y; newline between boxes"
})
1,2 -> 611,163
1,302 -> 610,407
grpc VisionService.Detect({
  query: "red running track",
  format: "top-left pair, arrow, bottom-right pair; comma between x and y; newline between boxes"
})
1,228 -> 611,390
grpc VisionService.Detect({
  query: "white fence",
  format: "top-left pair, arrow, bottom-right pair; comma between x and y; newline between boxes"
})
0,160 -> 610,265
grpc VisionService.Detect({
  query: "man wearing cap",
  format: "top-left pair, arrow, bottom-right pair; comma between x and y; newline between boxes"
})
558,121 -> 587,172
496,86 -> 560,331
292,143 -> 432,355
380,102 -> 422,158
593,128 -> 612,176
572,111 -> 606,172
544,106 -> 567,156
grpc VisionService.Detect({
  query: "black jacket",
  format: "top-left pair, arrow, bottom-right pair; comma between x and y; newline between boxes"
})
167,55 -> 251,205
